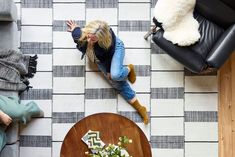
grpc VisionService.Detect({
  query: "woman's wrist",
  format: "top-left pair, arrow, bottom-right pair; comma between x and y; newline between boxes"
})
71,26 -> 80,32
72,27 -> 82,40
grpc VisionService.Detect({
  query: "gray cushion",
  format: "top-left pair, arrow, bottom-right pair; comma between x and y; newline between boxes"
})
0,0 -> 17,22
0,142 -> 19,157
0,22 -> 18,50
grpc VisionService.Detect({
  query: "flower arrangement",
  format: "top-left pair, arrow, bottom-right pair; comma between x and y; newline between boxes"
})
85,136 -> 132,157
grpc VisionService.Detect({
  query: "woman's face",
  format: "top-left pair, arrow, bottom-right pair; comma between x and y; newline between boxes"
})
87,33 -> 98,44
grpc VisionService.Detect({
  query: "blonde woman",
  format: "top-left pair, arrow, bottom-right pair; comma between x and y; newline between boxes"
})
66,20 -> 148,124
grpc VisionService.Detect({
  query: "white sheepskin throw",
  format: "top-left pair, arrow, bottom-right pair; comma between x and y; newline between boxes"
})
154,0 -> 201,46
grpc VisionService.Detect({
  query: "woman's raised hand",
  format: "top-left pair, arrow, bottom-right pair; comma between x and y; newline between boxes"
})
66,20 -> 79,32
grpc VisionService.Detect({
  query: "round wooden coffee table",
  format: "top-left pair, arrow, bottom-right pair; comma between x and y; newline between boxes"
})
60,113 -> 152,157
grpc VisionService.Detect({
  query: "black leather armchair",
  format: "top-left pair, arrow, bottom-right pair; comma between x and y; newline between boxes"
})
152,0 -> 235,73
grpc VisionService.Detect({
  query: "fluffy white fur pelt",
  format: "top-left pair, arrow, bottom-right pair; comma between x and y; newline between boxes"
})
154,0 -> 201,46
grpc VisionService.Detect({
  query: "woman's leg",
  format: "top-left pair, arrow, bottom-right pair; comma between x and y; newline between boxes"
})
110,38 -> 135,82
129,96 -> 149,124
110,38 -> 136,83
105,74 -> 148,124
98,63 -> 148,124
112,81 -> 149,124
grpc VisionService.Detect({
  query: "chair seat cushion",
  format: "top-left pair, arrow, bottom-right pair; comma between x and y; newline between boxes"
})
190,13 -> 224,59
152,30 -> 206,73
0,22 -> 18,50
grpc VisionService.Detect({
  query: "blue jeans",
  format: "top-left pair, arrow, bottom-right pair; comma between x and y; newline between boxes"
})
97,38 -> 136,101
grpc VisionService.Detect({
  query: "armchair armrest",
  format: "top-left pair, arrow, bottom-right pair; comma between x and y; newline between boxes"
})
206,24 -> 235,68
0,0 -> 17,21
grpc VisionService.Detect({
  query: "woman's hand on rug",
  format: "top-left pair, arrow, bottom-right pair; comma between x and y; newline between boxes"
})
0,110 -> 12,126
66,20 -> 79,32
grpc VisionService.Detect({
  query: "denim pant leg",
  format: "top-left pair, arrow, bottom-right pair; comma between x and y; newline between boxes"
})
112,80 -> 136,101
110,38 -> 129,81
97,63 -> 136,101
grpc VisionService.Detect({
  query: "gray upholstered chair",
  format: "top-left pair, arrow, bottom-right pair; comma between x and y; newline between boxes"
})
0,0 -> 20,156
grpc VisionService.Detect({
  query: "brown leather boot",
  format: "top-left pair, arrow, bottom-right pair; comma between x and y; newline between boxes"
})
131,100 -> 149,124
128,64 -> 136,84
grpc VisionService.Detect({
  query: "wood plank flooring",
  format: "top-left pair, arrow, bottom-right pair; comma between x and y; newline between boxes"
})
219,52 -> 235,157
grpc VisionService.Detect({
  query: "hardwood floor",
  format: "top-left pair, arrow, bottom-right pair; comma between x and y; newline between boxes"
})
219,52 -> 235,157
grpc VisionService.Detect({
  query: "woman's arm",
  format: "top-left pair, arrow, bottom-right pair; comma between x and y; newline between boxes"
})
66,20 -> 87,59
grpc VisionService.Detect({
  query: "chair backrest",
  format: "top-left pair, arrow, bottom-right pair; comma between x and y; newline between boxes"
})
221,0 -> 235,11
196,0 -> 235,28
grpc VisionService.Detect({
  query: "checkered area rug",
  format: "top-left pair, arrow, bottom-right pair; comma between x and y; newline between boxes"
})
15,0 -> 218,156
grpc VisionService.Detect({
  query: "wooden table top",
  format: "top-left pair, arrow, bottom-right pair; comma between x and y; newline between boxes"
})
60,113 -> 152,157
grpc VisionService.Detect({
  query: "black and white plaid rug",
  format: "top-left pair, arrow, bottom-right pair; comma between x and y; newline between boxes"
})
16,0 -> 218,156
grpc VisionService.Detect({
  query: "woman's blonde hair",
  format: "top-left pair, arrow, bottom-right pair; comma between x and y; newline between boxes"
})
79,20 -> 112,50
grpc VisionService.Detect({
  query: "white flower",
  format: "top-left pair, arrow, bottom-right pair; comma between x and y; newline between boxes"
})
120,149 -> 130,156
